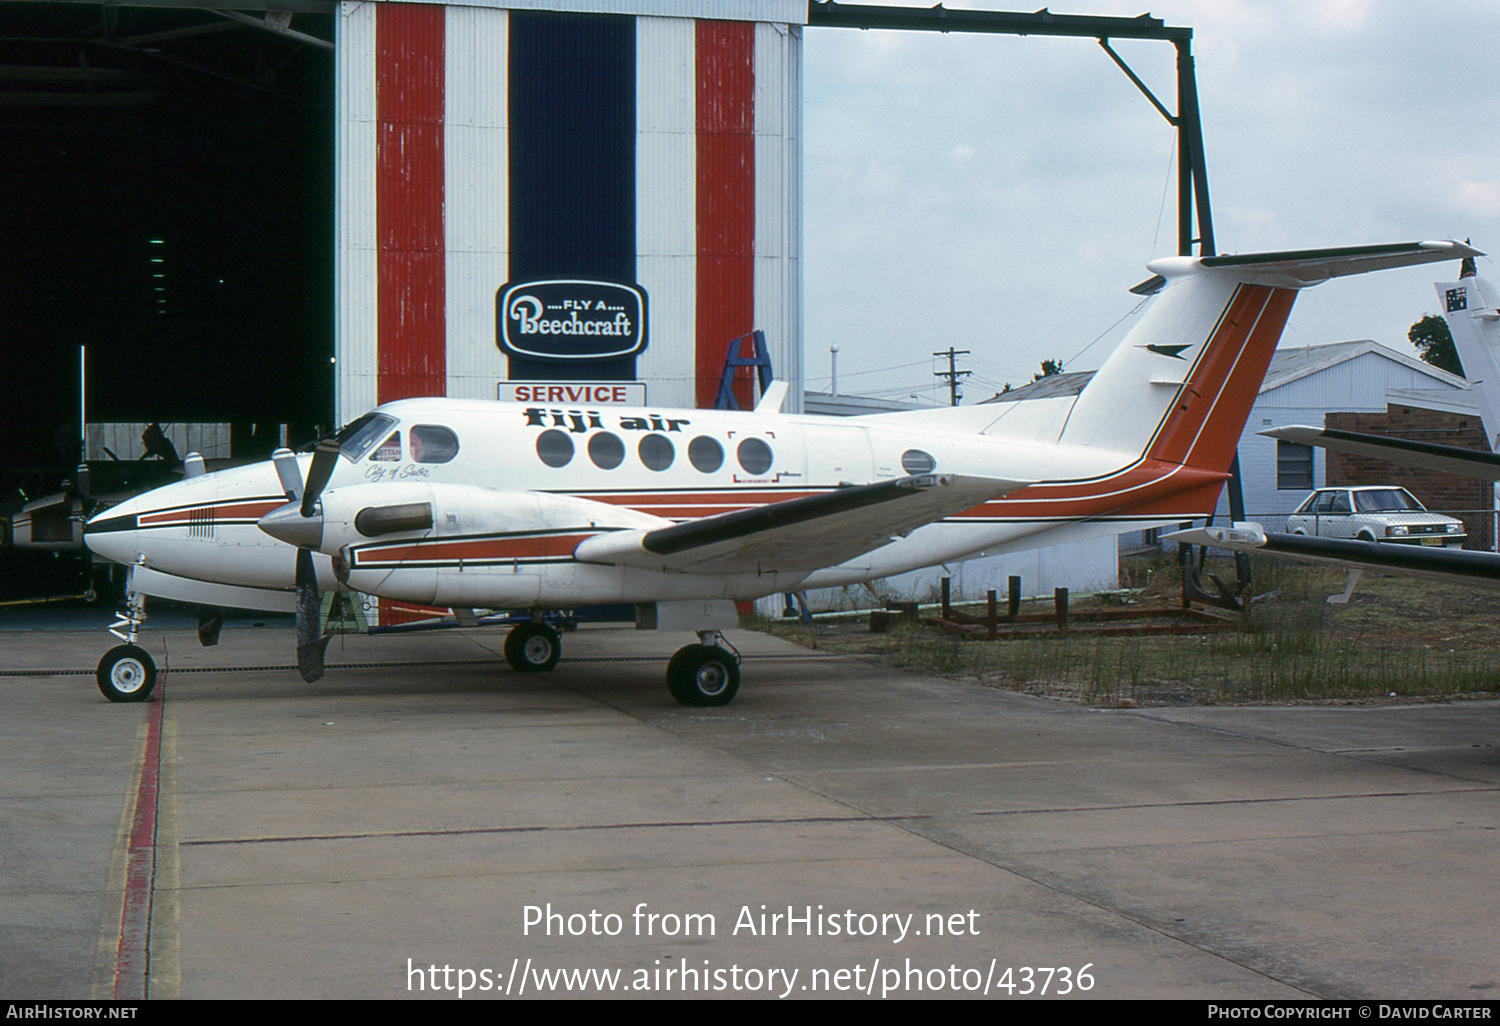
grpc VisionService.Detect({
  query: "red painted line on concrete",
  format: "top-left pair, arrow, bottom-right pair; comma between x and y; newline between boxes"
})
113,681 -> 164,1000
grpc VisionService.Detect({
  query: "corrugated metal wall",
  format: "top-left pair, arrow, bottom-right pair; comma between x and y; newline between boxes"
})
443,6 -> 510,401
335,1 -> 804,423
635,16 -> 698,406
755,19 -> 802,411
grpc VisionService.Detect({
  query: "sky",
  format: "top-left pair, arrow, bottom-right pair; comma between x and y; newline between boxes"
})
800,0 -> 1500,405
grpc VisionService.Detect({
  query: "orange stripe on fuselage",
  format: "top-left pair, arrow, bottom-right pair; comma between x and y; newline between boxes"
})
1147,284 -> 1296,472
138,499 -> 285,527
351,533 -> 592,567
949,462 -> 1226,522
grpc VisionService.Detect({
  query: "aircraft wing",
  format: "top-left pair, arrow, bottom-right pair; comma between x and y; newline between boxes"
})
574,473 -> 1024,576
1263,425 -> 1500,481
1164,523 -> 1500,590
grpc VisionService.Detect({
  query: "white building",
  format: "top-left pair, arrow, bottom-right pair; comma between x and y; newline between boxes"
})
1216,340 -> 1474,525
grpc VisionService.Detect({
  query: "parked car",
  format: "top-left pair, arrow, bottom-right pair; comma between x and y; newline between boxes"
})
1285,486 -> 1466,547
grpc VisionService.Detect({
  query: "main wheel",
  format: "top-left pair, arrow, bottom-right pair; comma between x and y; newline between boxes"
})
97,645 -> 157,703
504,622 -> 562,672
666,645 -> 740,707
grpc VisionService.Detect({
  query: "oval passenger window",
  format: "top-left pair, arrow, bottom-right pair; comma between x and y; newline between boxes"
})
411,425 -> 459,464
536,430 -> 574,468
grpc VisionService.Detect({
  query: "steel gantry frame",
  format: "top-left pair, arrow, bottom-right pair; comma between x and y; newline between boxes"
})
807,1 -> 1215,258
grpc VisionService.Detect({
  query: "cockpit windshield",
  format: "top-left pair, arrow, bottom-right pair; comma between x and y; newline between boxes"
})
336,413 -> 398,463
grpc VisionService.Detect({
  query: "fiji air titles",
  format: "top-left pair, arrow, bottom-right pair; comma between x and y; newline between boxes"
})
523,408 -> 691,434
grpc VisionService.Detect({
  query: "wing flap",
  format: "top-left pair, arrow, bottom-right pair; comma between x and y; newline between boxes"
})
575,474 -> 1025,576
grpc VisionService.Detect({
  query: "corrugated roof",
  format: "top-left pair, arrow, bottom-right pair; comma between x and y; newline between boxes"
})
977,370 -> 1095,403
1261,340 -> 1469,393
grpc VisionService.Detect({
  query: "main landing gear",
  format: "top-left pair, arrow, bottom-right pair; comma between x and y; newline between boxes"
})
500,619 -> 741,707
97,591 -> 157,703
502,620 -> 563,673
666,631 -> 740,708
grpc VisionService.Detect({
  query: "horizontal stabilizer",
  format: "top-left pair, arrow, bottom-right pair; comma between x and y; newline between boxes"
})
1191,241 -> 1482,288
1263,425 -> 1500,481
575,473 -> 1025,576
1165,524 -> 1500,590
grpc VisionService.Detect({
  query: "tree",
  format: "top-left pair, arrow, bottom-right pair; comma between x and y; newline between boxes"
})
1410,315 -> 1465,377
1033,358 -> 1065,381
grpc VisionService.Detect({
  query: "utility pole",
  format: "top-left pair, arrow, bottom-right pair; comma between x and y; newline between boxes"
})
830,345 -> 839,396
933,347 -> 971,406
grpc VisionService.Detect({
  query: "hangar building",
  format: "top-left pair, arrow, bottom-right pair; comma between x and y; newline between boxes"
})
334,0 -> 805,421
4,0 -> 807,475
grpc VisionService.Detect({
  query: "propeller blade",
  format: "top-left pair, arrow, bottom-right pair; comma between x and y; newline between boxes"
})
301,435 -> 342,519
295,546 -> 329,683
272,448 -> 303,501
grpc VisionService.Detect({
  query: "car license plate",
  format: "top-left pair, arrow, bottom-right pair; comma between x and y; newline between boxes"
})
1421,537 -> 1441,546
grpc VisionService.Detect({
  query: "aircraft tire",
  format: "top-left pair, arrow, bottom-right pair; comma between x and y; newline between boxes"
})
666,645 -> 740,707
97,645 -> 157,703
504,622 -> 562,673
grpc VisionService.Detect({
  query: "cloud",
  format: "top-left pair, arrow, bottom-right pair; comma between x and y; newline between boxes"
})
803,0 -> 1500,400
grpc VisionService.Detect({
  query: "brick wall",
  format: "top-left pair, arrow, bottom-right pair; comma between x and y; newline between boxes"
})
1324,405 -> 1494,549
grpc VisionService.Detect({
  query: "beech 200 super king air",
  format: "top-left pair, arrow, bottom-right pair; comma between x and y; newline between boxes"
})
82,241 -> 1478,707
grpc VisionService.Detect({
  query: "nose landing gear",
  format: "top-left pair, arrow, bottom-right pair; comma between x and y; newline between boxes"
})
97,591 -> 157,702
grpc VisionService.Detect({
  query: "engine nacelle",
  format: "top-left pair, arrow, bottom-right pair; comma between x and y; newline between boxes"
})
314,482 -> 668,607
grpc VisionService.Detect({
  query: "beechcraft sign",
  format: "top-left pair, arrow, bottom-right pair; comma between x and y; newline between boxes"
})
497,280 -> 648,362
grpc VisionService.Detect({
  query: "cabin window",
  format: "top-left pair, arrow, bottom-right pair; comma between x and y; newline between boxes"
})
688,436 -> 724,473
410,425 -> 459,464
588,432 -> 625,470
737,437 -> 773,475
536,430 -> 574,468
371,431 -> 402,462
638,434 -> 674,471
901,449 -> 936,475
1276,440 -> 1314,490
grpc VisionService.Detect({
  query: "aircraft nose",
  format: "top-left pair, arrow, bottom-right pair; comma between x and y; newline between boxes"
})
83,505 -> 141,563
258,501 -> 323,549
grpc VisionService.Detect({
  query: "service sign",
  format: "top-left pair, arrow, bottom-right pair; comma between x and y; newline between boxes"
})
500,381 -> 646,405
497,280 -> 648,362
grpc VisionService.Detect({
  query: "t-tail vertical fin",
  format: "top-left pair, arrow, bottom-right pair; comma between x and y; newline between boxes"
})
1061,242 -> 1481,485
1437,265 -> 1500,450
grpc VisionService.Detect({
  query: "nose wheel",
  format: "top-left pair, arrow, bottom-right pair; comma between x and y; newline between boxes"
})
97,644 -> 157,703
97,587 -> 157,702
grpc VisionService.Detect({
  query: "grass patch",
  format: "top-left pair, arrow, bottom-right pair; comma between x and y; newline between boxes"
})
753,553 -> 1500,707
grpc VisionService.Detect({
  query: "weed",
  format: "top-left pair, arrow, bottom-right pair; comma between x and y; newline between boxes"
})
754,553 -> 1500,707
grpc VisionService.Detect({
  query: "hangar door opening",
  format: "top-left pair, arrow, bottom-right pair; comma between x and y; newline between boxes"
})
2,1 -> 336,481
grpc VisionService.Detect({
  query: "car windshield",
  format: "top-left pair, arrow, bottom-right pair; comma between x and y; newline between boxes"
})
1353,488 -> 1423,513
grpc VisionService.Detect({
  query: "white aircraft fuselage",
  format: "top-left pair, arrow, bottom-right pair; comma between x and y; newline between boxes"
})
80,241 -> 1478,705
